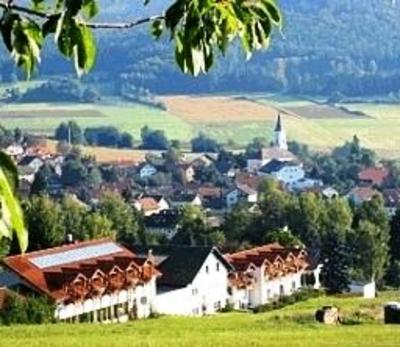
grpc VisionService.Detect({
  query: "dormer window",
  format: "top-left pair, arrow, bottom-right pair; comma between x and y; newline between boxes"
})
205,265 -> 209,274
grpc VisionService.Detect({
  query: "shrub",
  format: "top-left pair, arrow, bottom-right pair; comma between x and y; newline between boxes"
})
0,293 -> 55,325
219,302 -> 235,313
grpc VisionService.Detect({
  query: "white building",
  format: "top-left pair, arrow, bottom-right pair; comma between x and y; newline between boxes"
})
226,184 -> 258,209
273,113 -> 288,150
1,239 -> 160,322
134,246 -> 234,316
258,159 -> 305,185
226,243 -> 321,309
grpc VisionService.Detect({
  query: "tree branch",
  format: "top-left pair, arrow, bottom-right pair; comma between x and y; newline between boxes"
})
0,2 -> 164,29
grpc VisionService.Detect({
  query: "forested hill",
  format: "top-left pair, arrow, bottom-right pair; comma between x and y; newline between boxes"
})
3,0 -> 400,97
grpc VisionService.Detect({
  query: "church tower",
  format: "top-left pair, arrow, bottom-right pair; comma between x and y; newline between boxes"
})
273,113 -> 288,150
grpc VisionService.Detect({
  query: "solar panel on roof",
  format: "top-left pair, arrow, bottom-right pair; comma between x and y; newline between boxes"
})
30,242 -> 123,269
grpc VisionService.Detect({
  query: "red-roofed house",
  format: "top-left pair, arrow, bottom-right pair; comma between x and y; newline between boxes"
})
225,243 -> 321,309
347,186 -> 382,205
358,167 -> 389,187
0,239 -> 160,322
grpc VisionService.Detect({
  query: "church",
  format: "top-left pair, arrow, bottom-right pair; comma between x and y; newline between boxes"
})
247,114 -> 296,173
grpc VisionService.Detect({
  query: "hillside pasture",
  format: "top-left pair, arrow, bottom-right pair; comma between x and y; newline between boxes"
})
1,292 -> 400,347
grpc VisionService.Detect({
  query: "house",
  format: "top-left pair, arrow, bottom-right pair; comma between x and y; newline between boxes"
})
215,160 -> 237,178
258,159 -> 305,185
225,243 -> 321,309
133,194 -> 170,216
358,167 -> 389,187
4,143 -> 24,159
0,239 -> 160,322
382,189 -> 400,217
139,164 -> 158,178
169,192 -> 202,208
144,210 -> 180,239
289,178 -> 323,193
177,163 -> 195,183
133,245 -> 234,316
347,186 -> 381,205
18,155 -> 44,172
226,184 -> 258,209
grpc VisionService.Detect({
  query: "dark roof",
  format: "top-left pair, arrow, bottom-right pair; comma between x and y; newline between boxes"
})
275,114 -> 282,132
259,159 -> 297,174
144,210 -> 180,228
170,192 -> 199,203
215,160 -> 235,174
132,245 -> 233,287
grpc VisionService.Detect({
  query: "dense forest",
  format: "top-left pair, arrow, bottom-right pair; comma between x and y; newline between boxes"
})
2,0 -> 400,97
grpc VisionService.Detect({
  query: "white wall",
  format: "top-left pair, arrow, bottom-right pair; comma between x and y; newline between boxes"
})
155,252 -> 229,316
56,278 -> 157,321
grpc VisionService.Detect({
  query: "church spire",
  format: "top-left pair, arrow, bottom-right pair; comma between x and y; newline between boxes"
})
273,113 -> 287,150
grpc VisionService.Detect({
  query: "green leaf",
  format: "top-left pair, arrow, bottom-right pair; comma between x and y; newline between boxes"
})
264,0 -> 282,26
82,0 -> 99,19
0,151 -> 19,192
74,24 -> 96,76
0,166 -> 27,252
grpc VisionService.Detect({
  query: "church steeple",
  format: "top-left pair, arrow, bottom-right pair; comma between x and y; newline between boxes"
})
273,113 -> 287,150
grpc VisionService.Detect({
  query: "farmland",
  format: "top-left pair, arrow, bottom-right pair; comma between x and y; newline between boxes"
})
0,94 -> 399,158
1,292 -> 400,347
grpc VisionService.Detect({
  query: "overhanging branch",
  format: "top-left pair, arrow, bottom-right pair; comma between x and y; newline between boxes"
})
0,2 -> 164,29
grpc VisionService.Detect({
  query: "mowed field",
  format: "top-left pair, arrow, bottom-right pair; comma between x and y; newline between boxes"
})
1,292 -> 400,347
0,94 -> 400,158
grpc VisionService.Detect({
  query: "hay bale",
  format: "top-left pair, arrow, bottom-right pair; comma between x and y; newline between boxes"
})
315,306 -> 340,324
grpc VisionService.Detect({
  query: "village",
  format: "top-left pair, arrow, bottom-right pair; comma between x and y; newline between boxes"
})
0,113 -> 398,324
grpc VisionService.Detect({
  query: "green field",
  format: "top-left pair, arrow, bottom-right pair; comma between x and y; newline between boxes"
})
0,95 -> 399,158
1,292 -> 400,347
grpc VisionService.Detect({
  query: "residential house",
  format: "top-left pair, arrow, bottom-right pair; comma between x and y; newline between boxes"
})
0,239 -> 160,322
288,178 -> 323,193
144,210 -> 180,240
358,167 -> 389,187
4,143 -> 24,159
322,187 -> 339,199
347,186 -> 381,205
247,148 -> 297,173
19,155 -> 44,171
225,243 -> 321,309
133,194 -> 170,216
215,160 -> 237,178
258,159 -> 305,185
226,184 -> 258,209
169,192 -> 202,209
133,245 -> 234,316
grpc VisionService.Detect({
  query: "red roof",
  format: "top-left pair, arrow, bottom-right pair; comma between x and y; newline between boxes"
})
349,186 -> 381,202
3,239 -> 159,303
358,167 -> 389,186
225,243 -> 310,281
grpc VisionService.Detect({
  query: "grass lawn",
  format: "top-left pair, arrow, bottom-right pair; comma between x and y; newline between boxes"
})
1,292 -> 400,347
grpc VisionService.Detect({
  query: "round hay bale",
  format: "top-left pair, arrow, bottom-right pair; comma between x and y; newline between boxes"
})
315,306 -> 340,324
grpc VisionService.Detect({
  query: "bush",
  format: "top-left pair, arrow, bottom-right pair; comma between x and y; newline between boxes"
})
0,293 -> 55,325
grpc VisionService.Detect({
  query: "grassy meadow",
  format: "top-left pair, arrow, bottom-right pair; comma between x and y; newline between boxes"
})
0,94 -> 400,158
1,292 -> 400,347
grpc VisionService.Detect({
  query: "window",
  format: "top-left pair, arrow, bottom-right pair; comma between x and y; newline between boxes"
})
279,285 -> 285,297
192,308 -> 199,315
216,263 -> 220,272
292,281 -> 296,292
266,289 -> 271,299
205,265 -> 209,274
192,288 -> 198,296
140,296 -> 148,305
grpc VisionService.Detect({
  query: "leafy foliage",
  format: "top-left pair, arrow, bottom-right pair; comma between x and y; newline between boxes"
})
0,0 -> 282,77
0,151 -> 27,252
